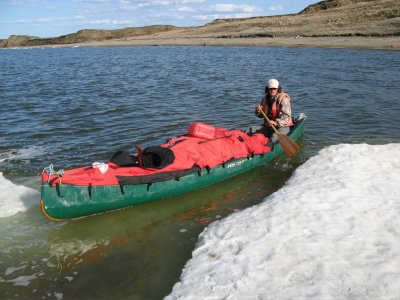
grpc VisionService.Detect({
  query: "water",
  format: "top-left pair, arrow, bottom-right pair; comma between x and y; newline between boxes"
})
0,46 -> 399,299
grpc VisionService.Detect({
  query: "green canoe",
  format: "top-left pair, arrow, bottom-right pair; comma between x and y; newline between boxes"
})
41,114 -> 306,221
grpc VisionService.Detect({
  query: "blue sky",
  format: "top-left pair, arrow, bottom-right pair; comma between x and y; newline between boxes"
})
0,0 -> 318,39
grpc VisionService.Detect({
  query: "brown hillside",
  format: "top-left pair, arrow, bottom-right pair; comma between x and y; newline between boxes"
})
300,0 -> 378,13
1,0 -> 399,48
0,35 -> 40,47
1,26 -> 177,48
182,0 -> 400,38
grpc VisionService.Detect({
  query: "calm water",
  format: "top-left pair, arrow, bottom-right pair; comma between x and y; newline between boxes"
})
0,46 -> 399,299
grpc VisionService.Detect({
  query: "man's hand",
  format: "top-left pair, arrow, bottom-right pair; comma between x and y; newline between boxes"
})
268,120 -> 278,127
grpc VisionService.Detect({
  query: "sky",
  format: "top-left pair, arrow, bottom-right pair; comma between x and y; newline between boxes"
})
0,0 -> 319,39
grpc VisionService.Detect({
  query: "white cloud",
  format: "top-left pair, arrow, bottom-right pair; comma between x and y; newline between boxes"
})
136,0 -> 172,8
193,14 -> 210,21
8,0 -> 36,6
1,14 -> 134,28
85,19 -> 134,25
176,0 -> 206,3
177,6 -> 196,12
226,13 -> 253,19
211,4 -> 256,13
144,0 -> 173,5
269,5 -> 284,11
194,12 -> 253,21
154,0 -> 173,5
4,17 -> 55,24
35,17 -> 54,23
73,0 -> 112,3
70,0 -> 111,4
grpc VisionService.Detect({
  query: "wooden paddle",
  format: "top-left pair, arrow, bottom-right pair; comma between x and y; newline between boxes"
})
258,109 -> 299,158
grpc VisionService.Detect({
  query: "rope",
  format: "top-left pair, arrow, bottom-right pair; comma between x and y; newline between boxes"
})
43,164 -> 64,185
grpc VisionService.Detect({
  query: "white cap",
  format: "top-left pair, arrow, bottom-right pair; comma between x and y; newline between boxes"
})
267,79 -> 279,89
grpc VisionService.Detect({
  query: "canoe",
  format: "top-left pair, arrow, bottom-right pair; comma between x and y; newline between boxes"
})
41,114 -> 306,221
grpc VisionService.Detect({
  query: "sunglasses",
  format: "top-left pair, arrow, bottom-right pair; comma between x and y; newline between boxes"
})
269,88 -> 277,90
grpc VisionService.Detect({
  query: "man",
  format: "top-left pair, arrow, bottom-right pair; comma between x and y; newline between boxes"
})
255,78 -> 293,143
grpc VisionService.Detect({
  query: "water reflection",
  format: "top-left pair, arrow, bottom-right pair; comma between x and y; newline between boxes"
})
43,159 -> 294,299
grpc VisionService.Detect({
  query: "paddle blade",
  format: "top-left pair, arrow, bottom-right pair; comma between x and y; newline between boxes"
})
277,133 -> 299,158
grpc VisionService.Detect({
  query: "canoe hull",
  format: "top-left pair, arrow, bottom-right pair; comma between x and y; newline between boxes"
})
41,118 -> 305,220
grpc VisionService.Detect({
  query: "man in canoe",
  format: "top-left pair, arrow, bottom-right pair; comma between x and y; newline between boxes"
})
254,78 -> 294,143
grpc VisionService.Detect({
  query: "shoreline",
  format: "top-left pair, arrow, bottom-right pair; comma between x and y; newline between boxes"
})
36,36 -> 400,51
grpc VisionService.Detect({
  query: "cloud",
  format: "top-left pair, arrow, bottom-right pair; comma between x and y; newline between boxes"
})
177,6 -> 196,12
1,14 -> 134,28
135,0 -> 173,8
85,19 -> 134,25
74,0 -> 173,8
211,4 -> 257,13
176,0 -> 206,3
142,0 -> 173,5
193,14 -> 210,21
3,17 -> 54,25
73,0 -> 113,3
194,12 -> 253,21
7,0 -> 36,6
269,5 -> 284,12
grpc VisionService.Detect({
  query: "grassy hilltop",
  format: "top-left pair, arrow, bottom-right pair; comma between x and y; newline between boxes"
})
1,0 -> 399,48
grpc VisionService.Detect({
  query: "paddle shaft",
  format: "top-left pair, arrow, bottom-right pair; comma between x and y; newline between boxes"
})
257,108 -> 299,158
258,109 -> 279,134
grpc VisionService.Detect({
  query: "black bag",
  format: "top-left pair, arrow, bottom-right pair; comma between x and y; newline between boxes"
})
109,150 -> 138,167
142,146 -> 175,169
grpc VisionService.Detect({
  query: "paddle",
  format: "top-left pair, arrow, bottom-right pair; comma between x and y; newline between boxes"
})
258,109 -> 299,158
